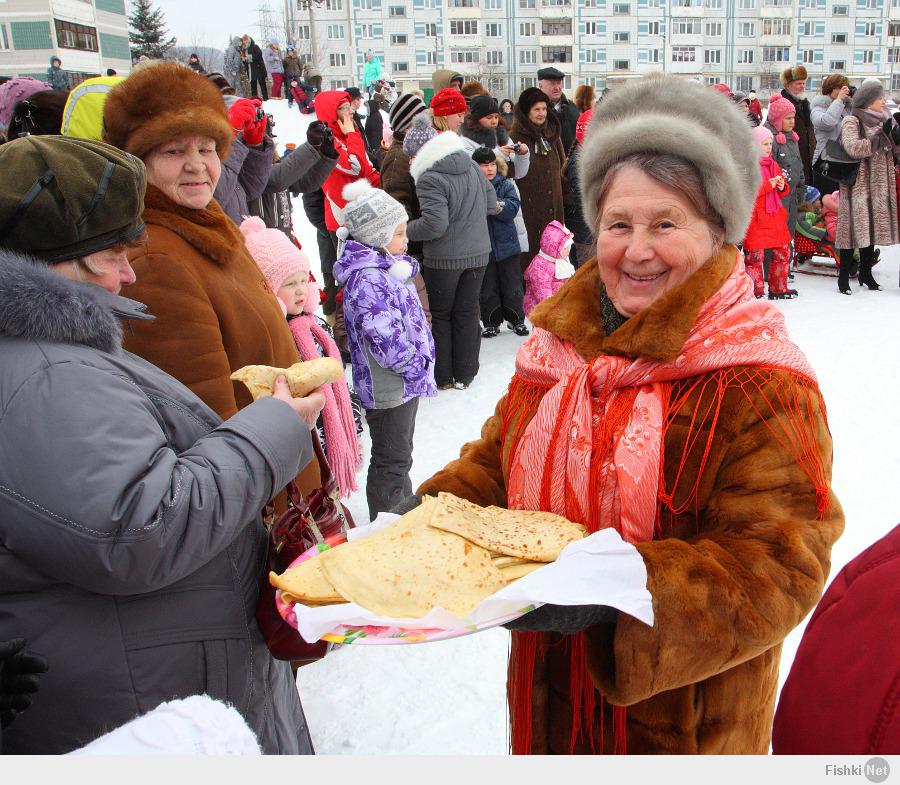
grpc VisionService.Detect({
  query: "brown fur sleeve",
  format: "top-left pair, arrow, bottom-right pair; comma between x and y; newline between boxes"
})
124,250 -> 239,420
416,393 -> 509,507
585,376 -> 845,706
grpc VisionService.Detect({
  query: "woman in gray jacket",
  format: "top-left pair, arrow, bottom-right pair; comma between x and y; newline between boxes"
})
810,73 -> 851,195
0,135 -> 325,754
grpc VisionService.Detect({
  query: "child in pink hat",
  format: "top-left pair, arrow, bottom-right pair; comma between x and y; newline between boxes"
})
240,217 -> 361,495
523,220 -> 575,316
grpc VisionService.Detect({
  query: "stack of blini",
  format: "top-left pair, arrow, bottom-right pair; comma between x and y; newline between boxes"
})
269,493 -> 587,619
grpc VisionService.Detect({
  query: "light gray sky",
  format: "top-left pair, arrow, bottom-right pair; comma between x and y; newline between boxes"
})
152,0 -> 268,51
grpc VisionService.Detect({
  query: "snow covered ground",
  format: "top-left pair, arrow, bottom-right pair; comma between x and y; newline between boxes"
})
263,98 -> 900,754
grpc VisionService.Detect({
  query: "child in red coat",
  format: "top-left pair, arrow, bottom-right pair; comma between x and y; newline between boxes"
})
743,125 -> 797,300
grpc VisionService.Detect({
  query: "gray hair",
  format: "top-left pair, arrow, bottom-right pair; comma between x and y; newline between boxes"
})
593,152 -> 726,254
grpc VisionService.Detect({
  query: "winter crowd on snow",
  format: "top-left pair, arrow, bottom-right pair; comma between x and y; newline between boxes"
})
0,53 -> 896,757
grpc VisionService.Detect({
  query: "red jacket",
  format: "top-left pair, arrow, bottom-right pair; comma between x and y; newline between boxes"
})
314,90 -> 379,231
749,98 -> 763,122
772,523 -> 900,754
742,168 -> 792,251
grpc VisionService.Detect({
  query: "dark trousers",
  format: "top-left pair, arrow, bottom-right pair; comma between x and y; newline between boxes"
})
320,230 -> 338,316
364,397 -> 418,521
423,265 -> 486,386
480,254 -> 525,327
839,244 -> 873,289
250,67 -> 269,100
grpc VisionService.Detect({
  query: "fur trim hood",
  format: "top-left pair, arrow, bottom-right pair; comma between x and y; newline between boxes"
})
0,248 -> 152,353
410,131 -> 467,182
103,62 -> 233,161
578,75 -> 760,245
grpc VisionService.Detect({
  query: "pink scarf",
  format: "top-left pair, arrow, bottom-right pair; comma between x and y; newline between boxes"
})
288,314 -> 360,497
504,249 -> 825,754
759,155 -> 784,215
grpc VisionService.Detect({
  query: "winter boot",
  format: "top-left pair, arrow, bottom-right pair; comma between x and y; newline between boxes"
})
512,323 -> 530,337
482,324 -> 500,338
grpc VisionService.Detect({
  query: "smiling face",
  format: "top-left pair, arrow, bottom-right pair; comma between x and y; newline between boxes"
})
596,167 -> 719,318
143,136 -> 221,210
528,101 -> 548,126
277,271 -> 310,316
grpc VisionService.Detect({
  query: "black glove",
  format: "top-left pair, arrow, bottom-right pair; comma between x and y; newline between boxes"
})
893,112 -> 900,125
306,120 -> 326,148
503,603 -> 619,635
883,118 -> 894,138
891,125 -> 900,145
0,638 -> 48,729
319,128 -> 338,160
390,494 -> 422,515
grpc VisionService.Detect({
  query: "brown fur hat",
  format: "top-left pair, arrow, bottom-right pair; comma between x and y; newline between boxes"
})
460,81 -> 489,99
780,65 -> 808,88
103,62 -> 233,161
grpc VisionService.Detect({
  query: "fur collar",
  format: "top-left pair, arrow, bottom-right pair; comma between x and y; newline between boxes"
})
142,185 -> 246,266
0,249 -> 152,353
511,104 -> 561,145
410,132 -> 466,182
529,246 -> 736,362
810,94 -> 840,110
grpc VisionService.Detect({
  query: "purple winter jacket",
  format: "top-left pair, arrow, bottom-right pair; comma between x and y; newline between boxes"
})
334,240 -> 436,410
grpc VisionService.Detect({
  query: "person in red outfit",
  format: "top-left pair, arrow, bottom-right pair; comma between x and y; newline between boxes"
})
772,523 -> 900,754
743,125 -> 797,300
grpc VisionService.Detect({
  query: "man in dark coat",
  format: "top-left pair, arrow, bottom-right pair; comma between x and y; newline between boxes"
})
245,36 -> 268,101
364,83 -> 389,169
537,66 -> 580,154
780,65 -> 815,184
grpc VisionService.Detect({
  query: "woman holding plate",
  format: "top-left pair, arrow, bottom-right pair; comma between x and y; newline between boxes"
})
414,76 -> 845,754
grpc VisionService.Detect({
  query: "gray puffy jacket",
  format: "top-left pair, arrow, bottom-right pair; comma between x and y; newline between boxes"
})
0,251 -> 314,755
811,93 -> 850,165
407,131 -> 497,270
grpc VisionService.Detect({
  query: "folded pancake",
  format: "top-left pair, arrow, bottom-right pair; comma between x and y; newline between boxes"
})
499,562 -> 544,582
269,557 -> 345,606
231,357 -> 343,400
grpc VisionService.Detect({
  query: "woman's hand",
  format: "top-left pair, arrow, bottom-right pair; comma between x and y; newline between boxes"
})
272,376 -> 326,430
499,143 -> 515,157
838,85 -> 851,102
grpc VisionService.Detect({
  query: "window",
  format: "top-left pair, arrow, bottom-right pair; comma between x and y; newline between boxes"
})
861,50 -> 875,64
450,49 -> 479,63
542,46 -> 572,62
645,21 -> 659,35
519,0 -> 536,6
832,4 -> 848,15
425,23 -> 437,37
863,0 -> 878,7
672,19 -> 701,35
800,22 -> 813,36
332,80 -> 349,89
520,77 -> 537,91
647,48 -> 661,62
360,23 -> 374,37
542,19 -> 572,35
356,0 -> 372,7
739,22 -> 755,37
890,47 -> 900,63
893,74 -> 900,91
520,49 -> 537,64
830,59 -> 846,70
325,0 -> 342,8
890,22 -> 900,37
863,23 -> 877,36
613,31 -> 630,42
426,51 -> 438,65
762,19 -> 791,36
613,3 -> 631,13
762,47 -> 790,62
485,23 -> 502,37
297,24 -> 310,39
390,34 -> 407,45
329,53 -> 346,67
738,0 -> 755,7
705,0 -> 722,6
484,0 -> 501,7
388,3 -> 407,13
54,19 -> 98,52
831,32 -> 847,43
585,21 -> 601,35
391,61 -> 408,73
705,48 -> 721,64
486,50 -> 503,64
671,46 -> 696,62
520,22 -> 536,36
735,76 -> 753,92
801,49 -> 815,64
613,59 -> 630,70
327,24 -> 344,39
763,0 -> 790,4
705,23 -> 722,37
450,20 -> 478,35
585,48 -> 605,63
0,24 -> 8,51
542,0 -> 572,4
738,48 -> 754,63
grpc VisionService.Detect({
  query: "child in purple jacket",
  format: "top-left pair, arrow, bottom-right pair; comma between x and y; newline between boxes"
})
333,181 -> 436,520
523,220 -> 576,317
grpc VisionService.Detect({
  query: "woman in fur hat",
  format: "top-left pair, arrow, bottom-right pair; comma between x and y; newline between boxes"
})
102,62 -> 329,497
410,75 -> 843,755
835,78 -> 900,294
0,135 -> 324,754
511,86 -> 568,273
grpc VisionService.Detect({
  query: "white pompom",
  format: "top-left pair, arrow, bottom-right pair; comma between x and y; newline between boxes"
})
342,179 -> 373,203
336,226 -> 350,240
387,260 -> 413,281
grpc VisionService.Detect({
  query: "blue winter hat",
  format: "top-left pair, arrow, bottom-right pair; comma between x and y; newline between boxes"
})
805,185 -> 821,203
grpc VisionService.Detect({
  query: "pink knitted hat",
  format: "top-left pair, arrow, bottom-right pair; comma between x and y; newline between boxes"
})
766,95 -> 799,142
0,77 -> 52,128
239,217 -> 318,312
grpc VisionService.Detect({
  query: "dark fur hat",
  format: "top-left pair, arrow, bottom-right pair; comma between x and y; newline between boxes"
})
780,65 -> 808,87
103,62 -> 233,161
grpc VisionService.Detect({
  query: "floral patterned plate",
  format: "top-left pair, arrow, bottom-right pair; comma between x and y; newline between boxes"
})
274,533 -> 537,645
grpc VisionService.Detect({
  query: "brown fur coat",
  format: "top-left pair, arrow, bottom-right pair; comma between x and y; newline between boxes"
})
418,250 -> 844,754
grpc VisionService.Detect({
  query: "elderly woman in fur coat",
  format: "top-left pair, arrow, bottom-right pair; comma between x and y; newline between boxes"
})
411,76 -> 844,754
835,78 -> 900,294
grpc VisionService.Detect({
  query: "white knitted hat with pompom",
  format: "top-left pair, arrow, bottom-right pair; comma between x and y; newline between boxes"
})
335,180 -> 408,249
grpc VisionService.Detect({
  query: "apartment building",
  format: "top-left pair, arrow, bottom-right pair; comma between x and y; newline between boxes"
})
291,0 -> 900,97
0,0 -> 131,84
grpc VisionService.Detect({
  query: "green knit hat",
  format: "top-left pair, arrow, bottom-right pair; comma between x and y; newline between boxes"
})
0,135 -> 146,263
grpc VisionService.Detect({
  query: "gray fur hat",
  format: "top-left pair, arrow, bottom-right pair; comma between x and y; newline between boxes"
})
852,78 -> 884,109
578,75 -> 761,245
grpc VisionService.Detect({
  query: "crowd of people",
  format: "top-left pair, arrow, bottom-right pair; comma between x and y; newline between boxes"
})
2,53 -> 899,756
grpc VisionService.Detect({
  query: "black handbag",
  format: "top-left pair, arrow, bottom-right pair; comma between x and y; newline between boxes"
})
814,118 -> 863,188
